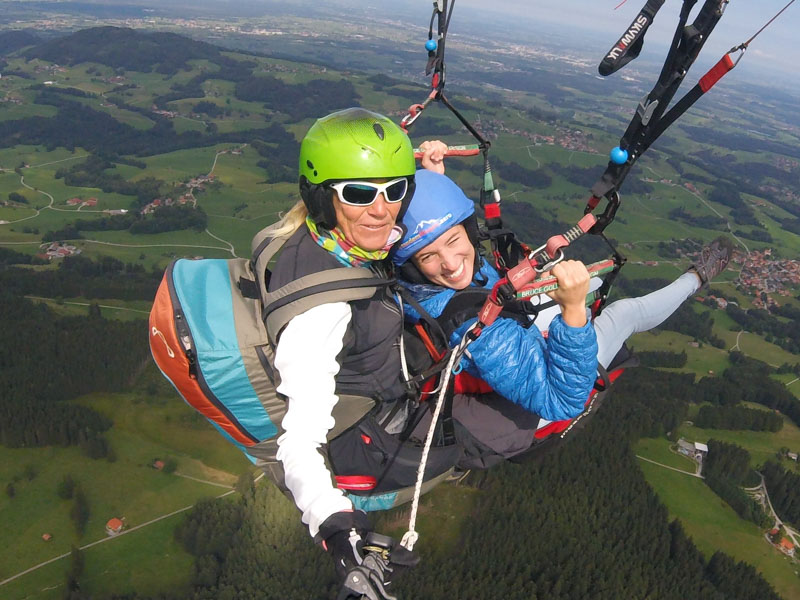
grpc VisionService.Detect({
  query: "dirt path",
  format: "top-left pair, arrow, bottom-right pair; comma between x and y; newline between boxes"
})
636,455 -> 704,478
24,296 -> 151,315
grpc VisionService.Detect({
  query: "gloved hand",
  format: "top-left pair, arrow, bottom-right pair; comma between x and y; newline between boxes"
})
318,511 -> 420,584
318,510 -> 372,579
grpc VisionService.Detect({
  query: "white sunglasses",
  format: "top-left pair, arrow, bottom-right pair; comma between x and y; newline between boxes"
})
329,178 -> 409,206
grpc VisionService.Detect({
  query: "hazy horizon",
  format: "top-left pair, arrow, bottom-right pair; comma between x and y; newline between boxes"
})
1,0 -> 797,84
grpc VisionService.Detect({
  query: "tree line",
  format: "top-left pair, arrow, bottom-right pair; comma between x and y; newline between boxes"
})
0,255 -> 151,451
24,26 -> 223,75
761,460 -> 800,529
0,254 -> 160,301
695,405 -> 783,432
693,352 -> 800,428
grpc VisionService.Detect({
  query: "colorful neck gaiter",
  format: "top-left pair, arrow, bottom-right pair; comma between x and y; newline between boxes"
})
306,217 -> 402,267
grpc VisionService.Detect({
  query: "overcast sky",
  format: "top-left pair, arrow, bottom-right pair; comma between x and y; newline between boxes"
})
449,0 -> 796,74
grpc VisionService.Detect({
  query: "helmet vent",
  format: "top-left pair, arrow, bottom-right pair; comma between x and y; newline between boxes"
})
372,122 -> 385,140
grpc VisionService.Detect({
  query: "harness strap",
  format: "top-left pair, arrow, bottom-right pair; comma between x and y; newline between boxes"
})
250,225 -> 396,345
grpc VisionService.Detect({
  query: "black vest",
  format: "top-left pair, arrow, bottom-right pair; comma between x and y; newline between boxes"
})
268,227 -> 406,402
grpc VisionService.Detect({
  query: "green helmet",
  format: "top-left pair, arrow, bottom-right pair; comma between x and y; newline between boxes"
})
298,108 -> 415,228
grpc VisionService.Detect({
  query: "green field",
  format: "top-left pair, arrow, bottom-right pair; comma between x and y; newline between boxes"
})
638,460 -> 800,600
0,511 -> 195,600
634,438 -> 699,473
0,366 -> 251,596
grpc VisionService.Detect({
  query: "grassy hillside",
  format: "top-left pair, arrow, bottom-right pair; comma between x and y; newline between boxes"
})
637,458 -> 800,600
0,365 -> 250,597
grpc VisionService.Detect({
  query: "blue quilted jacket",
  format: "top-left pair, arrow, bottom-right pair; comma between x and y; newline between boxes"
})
401,259 -> 598,421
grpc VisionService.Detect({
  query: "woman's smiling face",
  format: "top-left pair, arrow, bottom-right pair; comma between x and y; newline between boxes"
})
332,181 -> 402,251
412,224 -> 475,289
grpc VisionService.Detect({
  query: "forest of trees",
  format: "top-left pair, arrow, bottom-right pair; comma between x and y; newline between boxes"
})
55,154 -> 167,206
250,126 -> 300,185
761,461 -> 800,529
668,206 -> 728,231
705,181 -> 762,228
24,26 -> 222,74
702,439 -> 768,526
636,349 -> 688,368
694,352 -> 800,428
493,158 -> 553,189
0,254 -> 160,300
0,255 -> 151,450
695,405 -> 783,432
234,75 -> 359,122
725,302 -> 800,354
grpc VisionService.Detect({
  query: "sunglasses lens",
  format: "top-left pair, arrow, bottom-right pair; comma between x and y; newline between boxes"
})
341,184 -> 378,205
385,179 -> 408,203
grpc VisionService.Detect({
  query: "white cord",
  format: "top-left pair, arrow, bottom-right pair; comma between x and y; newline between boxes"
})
395,292 -> 411,384
400,328 -> 473,551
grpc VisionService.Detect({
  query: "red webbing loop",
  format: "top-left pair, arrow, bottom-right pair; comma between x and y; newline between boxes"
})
576,213 -> 598,233
413,145 -> 481,160
476,298 -> 503,329
544,214 -> 597,258
699,54 -> 735,93
415,322 -> 447,362
506,259 -> 538,290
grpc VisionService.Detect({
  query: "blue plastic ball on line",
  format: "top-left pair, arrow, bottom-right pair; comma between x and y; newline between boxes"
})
425,39 -> 438,52
610,146 -> 629,165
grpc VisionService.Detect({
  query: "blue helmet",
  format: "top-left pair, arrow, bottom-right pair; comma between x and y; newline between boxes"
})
393,169 -> 475,266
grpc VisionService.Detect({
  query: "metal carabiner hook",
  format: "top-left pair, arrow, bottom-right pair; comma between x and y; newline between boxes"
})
535,248 -> 566,274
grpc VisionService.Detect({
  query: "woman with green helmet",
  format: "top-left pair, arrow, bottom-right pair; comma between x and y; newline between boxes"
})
266,107 -> 434,585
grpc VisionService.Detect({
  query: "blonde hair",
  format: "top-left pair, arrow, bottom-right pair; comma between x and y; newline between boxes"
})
270,201 -> 309,238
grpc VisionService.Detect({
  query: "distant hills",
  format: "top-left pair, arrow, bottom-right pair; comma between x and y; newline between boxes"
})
0,30 -> 40,56
23,26 -> 221,73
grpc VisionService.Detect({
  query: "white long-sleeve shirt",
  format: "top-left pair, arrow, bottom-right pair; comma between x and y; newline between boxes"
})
274,302 -> 355,538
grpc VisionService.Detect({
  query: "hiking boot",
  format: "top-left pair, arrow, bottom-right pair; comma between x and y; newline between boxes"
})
689,236 -> 734,287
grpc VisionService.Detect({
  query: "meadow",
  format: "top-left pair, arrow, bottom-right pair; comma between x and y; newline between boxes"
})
0,365 -> 250,597
638,458 -> 800,600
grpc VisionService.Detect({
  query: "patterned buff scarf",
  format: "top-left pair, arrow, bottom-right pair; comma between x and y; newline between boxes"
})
306,217 -> 402,267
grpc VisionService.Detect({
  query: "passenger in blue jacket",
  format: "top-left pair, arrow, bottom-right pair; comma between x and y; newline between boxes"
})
395,157 -> 733,467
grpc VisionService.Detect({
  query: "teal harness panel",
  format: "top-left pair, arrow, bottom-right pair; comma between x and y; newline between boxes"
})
172,259 -> 278,444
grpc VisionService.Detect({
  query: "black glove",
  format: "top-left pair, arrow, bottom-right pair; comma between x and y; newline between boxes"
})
318,511 -> 420,586
317,510 -> 372,579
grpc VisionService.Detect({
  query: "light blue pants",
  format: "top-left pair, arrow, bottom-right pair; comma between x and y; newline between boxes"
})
593,272 -> 700,369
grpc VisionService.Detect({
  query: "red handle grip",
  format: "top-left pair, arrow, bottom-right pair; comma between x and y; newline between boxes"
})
515,259 -> 616,299
699,54 -> 735,93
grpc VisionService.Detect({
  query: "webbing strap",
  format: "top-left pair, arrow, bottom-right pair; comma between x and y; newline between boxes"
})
599,0 -> 667,76
249,225 -> 395,345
